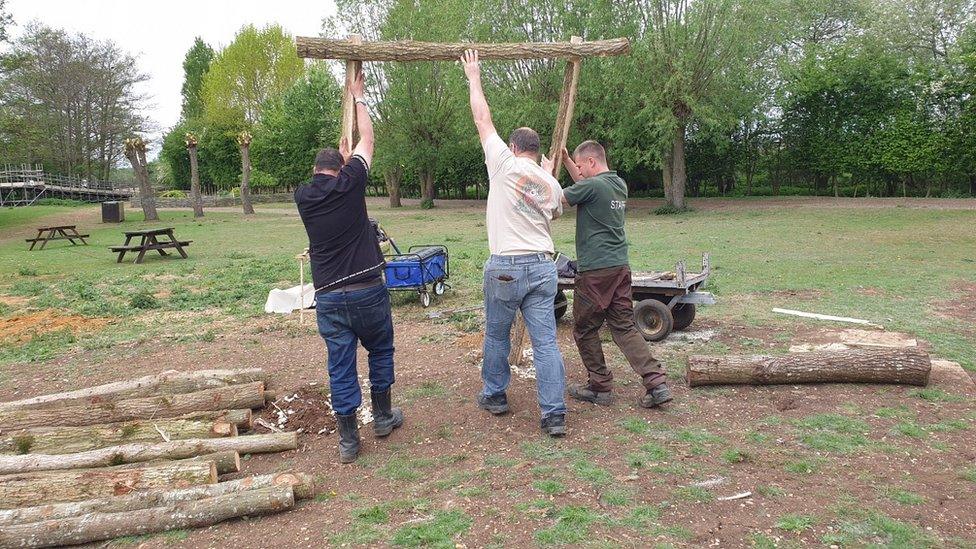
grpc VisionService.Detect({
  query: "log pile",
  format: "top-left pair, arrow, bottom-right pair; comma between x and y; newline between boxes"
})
0,369 -> 314,548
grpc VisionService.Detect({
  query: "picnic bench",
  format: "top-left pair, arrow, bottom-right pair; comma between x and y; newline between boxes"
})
110,228 -> 191,264
26,226 -> 90,250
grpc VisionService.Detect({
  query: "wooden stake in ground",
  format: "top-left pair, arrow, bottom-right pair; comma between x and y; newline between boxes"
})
0,460 -> 217,510
547,36 -> 583,178
0,472 -> 313,526
185,132 -> 204,218
0,432 -> 298,475
0,382 -> 266,431
0,368 -> 266,412
686,348 -> 932,387
0,485 -> 294,548
0,418 -> 234,455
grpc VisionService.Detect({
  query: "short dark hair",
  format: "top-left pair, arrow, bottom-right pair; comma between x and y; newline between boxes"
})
508,127 -> 540,156
573,140 -> 607,163
314,148 -> 344,173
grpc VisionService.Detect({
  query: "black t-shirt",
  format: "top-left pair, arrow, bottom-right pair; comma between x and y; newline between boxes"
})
294,155 -> 385,292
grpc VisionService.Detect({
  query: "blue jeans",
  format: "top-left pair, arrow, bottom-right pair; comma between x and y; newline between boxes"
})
481,253 -> 566,419
315,284 -> 395,416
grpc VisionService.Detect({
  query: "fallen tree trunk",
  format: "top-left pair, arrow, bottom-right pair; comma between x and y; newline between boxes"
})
0,369 -> 266,412
0,419 -> 235,455
295,37 -> 631,61
0,382 -> 266,431
0,472 -> 313,525
0,432 -> 297,475
178,409 -> 253,430
0,461 -> 216,509
0,485 -> 294,548
687,348 -> 931,387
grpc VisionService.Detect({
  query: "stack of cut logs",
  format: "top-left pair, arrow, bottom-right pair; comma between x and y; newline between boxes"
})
0,369 -> 314,548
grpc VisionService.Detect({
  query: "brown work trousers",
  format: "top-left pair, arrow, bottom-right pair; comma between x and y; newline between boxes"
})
572,265 -> 666,392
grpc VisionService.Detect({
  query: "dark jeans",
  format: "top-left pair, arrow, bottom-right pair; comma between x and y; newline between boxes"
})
315,283 -> 395,416
572,265 -> 666,392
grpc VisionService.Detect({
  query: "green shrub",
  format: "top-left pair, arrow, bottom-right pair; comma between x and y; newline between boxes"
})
653,204 -> 694,215
159,189 -> 188,198
420,198 -> 435,209
129,290 -> 160,310
246,169 -> 278,188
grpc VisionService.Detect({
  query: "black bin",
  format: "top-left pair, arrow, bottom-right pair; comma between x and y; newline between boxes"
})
101,201 -> 124,223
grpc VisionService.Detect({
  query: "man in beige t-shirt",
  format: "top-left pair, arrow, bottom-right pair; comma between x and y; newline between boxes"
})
461,49 -> 568,437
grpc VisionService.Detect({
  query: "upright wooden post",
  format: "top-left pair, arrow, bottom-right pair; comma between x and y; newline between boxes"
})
340,34 -> 363,148
548,36 -> 583,178
510,37 -> 584,368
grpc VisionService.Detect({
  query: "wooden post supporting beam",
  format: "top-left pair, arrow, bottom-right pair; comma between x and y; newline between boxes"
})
340,34 -> 364,148
548,36 -> 583,178
296,37 -> 631,61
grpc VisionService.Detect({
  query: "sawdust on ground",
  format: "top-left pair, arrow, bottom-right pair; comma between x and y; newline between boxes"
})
0,309 -> 110,344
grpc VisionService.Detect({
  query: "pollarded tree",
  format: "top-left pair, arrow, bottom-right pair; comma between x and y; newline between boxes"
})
201,24 -> 303,128
185,132 -> 204,217
237,130 -> 255,215
124,137 -> 159,221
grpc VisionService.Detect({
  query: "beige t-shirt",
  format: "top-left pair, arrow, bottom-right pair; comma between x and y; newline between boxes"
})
483,132 -> 563,256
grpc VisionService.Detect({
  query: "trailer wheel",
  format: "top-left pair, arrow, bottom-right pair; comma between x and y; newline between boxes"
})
434,281 -> 446,295
671,303 -> 696,331
420,292 -> 431,308
553,290 -> 568,320
634,299 -> 673,342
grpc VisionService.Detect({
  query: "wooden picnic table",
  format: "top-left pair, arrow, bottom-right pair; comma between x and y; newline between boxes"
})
26,225 -> 90,250
110,227 -> 192,264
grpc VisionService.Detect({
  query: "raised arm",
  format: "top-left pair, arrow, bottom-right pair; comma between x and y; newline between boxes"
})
461,50 -> 496,143
349,69 -> 374,167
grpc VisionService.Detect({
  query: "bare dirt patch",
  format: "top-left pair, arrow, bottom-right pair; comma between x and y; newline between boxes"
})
0,309 -> 110,344
932,281 -> 976,327
256,384 -> 338,437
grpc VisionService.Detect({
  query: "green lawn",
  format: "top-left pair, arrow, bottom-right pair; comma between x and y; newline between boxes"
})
1,200 -> 975,369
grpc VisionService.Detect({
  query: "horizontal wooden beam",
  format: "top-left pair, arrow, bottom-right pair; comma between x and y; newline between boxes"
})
296,37 -> 631,61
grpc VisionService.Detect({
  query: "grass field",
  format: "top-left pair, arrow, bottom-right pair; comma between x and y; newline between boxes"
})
1,198 -> 975,548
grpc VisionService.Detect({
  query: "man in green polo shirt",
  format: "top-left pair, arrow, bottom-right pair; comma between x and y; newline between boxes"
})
560,141 -> 673,409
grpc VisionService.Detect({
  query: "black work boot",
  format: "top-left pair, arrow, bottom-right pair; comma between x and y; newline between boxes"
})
371,389 -> 404,437
639,383 -> 674,408
336,413 -> 360,464
568,383 -> 613,406
477,392 -> 509,415
541,413 -> 567,437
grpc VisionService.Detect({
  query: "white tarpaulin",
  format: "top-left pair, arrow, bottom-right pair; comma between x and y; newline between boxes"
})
265,284 -> 315,314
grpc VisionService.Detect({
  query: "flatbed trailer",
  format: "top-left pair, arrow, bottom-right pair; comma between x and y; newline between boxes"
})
555,253 -> 715,341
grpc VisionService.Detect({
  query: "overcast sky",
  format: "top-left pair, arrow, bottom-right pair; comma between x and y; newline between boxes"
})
6,0 -> 339,141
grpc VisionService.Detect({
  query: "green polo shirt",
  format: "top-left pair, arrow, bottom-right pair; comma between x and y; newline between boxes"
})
563,171 -> 629,272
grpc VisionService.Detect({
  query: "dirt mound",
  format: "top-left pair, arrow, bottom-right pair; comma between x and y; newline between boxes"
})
255,384 -> 337,437
0,310 -> 110,344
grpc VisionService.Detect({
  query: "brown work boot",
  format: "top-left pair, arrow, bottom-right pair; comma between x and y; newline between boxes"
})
638,383 -> 673,409
568,383 -> 613,406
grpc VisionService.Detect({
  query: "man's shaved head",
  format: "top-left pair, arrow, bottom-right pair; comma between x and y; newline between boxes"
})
573,140 -> 607,163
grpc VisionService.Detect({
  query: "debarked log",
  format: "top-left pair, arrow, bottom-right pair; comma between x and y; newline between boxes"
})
0,432 -> 298,475
0,461 -> 217,510
0,485 -> 294,548
0,382 -> 266,431
0,419 -> 235,455
0,472 -> 314,525
295,37 -> 631,61
0,369 -> 266,412
687,348 -> 931,387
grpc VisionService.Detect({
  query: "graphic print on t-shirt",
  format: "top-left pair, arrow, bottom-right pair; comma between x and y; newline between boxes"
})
513,174 -> 554,221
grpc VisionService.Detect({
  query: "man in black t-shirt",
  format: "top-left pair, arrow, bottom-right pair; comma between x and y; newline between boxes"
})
295,69 -> 403,464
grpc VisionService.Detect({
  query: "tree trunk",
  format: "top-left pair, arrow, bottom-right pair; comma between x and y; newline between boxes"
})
0,369 -> 266,412
296,37 -> 631,61
969,175 -> 975,196
385,166 -> 402,208
188,144 -> 204,218
239,142 -> 255,214
177,409 -> 253,430
669,124 -> 687,209
662,154 -> 673,204
832,175 -> 838,197
0,382 -> 266,431
421,169 -> 436,204
0,433 -> 298,475
0,472 -> 313,526
178,451 -> 240,475
0,419 -> 234,455
0,486 -> 294,548
124,147 -> 158,222
0,461 -> 217,509
687,348 -> 931,387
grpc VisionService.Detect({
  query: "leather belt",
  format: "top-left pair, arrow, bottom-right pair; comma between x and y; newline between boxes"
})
326,276 -> 384,294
